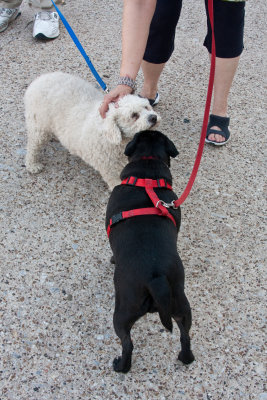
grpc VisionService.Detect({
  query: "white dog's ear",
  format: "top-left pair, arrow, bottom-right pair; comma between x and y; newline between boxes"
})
104,105 -> 122,144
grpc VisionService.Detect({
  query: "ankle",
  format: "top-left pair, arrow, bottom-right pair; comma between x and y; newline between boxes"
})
140,85 -> 158,100
211,108 -> 228,118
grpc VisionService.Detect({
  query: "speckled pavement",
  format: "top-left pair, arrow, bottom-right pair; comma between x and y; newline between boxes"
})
0,1 -> 266,399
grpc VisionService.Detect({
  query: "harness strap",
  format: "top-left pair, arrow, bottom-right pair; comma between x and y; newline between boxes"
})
121,177 -> 172,189
107,207 -> 176,237
107,177 -> 176,237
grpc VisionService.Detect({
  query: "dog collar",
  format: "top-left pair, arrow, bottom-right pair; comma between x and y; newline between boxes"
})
141,156 -> 158,160
140,156 -> 169,168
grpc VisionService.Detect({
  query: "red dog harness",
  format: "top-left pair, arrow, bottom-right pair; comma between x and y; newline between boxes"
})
107,176 -> 178,237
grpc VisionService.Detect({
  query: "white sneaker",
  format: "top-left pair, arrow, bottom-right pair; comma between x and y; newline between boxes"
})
33,11 -> 59,40
0,8 -> 21,33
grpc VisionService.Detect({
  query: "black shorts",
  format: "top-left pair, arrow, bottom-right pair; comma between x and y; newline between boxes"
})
143,0 -> 246,63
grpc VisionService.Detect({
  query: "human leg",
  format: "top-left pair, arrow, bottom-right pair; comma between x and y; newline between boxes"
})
208,56 -> 240,143
0,0 -> 22,7
30,0 -> 63,9
204,0 -> 245,144
140,61 -> 165,101
140,0 -> 182,102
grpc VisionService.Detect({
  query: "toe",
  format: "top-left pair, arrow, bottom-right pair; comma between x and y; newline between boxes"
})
207,126 -> 225,143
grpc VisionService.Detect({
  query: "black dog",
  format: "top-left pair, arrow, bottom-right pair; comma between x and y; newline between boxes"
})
105,130 -> 195,373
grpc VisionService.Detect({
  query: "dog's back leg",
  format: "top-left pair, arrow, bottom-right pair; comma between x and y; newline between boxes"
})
113,307 -> 140,373
25,128 -> 51,174
175,311 -> 195,364
172,292 -> 195,365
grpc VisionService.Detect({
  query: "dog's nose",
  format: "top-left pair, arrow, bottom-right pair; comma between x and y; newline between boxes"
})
148,115 -> 157,125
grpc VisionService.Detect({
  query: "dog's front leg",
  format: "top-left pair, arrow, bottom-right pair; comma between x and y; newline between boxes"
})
113,309 -> 134,373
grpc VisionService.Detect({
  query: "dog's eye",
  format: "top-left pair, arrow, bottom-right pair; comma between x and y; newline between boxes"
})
145,106 -> 150,110
131,112 -> 139,120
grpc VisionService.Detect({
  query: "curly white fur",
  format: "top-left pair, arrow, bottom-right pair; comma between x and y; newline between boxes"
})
24,72 -> 161,189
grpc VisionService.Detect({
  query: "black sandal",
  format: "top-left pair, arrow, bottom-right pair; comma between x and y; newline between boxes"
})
205,114 -> 231,146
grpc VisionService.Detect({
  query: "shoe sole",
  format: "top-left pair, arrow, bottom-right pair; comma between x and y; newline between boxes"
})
34,32 -> 59,40
205,135 -> 231,146
0,10 -> 21,33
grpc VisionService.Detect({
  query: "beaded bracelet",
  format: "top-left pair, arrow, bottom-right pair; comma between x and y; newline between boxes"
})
117,76 -> 137,93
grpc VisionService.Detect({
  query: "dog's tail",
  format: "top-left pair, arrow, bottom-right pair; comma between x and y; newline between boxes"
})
147,276 -> 173,332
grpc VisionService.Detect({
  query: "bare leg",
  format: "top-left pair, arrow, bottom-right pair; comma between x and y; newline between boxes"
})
140,60 -> 165,99
208,56 -> 240,143
140,56 -> 240,145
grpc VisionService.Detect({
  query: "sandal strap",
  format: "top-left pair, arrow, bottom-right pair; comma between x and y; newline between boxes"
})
209,114 -> 230,130
207,129 -> 229,140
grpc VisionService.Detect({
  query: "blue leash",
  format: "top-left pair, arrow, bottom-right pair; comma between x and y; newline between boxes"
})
50,0 -> 109,93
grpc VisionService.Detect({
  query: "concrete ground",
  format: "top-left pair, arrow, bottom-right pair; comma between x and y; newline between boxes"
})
0,1 -> 266,399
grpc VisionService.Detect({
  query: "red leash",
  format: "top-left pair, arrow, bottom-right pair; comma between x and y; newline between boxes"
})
107,0 -> 216,237
173,0 -> 216,208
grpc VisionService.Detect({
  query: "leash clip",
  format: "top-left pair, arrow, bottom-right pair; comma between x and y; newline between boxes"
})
170,200 -> 179,209
156,200 -> 179,209
156,200 -> 171,209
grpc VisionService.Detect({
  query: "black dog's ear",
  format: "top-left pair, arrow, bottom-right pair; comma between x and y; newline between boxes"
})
124,132 -> 141,156
165,137 -> 179,158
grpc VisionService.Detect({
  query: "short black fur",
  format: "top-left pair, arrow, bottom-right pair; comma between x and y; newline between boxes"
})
105,130 -> 195,373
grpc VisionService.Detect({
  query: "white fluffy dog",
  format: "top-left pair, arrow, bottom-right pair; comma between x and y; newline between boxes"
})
24,72 -> 160,189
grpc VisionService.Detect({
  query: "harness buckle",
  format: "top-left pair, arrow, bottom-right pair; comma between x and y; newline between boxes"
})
111,212 -> 123,225
127,176 -> 138,185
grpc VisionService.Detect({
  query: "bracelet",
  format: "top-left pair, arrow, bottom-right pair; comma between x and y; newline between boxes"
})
117,76 -> 137,93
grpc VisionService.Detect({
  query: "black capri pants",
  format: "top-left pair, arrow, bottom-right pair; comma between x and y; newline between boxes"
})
144,0 -> 246,63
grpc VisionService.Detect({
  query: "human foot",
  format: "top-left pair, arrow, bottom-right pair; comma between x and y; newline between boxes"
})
205,114 -> 231,146
139,91 -> 160,106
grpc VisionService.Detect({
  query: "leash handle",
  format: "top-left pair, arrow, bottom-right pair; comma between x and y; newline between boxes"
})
50,0 -> 108,92
173,0 -> 216,208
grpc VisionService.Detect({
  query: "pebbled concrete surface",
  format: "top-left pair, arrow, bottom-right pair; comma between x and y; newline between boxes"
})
0,1 -> 266,399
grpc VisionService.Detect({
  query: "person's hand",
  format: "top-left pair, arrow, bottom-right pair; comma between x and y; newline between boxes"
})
99,85 -> 133,118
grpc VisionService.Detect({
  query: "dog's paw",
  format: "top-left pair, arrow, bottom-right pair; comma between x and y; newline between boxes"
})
113,356 -> 131,373
178,350 -> 195,365
26,163 -> 44,174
